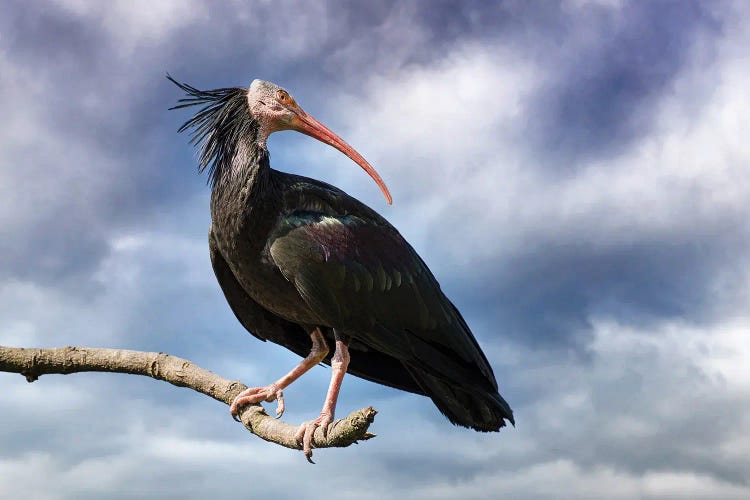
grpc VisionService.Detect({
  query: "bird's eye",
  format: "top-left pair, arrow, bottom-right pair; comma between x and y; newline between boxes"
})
276,90 -> 296,107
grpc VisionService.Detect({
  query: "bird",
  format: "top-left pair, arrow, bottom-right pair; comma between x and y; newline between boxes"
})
169,75 -> 514,461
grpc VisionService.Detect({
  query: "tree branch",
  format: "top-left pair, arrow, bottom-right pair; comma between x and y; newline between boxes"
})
0,345 -> 376,457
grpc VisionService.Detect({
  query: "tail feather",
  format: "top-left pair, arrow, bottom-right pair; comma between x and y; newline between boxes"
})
405,364 -> 514,431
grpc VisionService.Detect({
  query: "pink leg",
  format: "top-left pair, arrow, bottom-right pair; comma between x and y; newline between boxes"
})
230,328 -> 329,420
295,339 -> 350,463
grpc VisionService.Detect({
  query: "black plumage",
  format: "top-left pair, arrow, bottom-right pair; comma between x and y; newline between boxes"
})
170,76 -> 514,436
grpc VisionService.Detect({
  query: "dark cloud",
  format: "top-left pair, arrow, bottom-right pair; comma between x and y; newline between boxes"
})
510,336 -> 750,486
2,1 -> 749,498
449,225 -> 748,351
1,0 -> 105,71
526,1 -> 723,168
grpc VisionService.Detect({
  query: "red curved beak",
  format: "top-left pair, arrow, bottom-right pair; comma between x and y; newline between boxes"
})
290,109 -> 392,205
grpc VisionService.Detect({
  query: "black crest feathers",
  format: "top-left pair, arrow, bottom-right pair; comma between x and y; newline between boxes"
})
168,74 -> 258,186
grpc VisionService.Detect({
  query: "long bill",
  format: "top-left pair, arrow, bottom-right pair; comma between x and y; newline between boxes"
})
290,110 -> 393,205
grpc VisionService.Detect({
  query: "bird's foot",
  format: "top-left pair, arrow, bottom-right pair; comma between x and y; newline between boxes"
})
230,383 -> 284,421
295,411 -> 334,463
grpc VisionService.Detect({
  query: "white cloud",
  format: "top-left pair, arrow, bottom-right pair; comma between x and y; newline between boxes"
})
5,301 -> 750,499
0,50 -> 113,236
564,0 -> 626,11
330,9 -> 750,272
51,0 -> 208,56
2,2 -> 750,499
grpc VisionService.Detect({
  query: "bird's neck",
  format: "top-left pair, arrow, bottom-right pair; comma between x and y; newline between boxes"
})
210,139 -> 279,237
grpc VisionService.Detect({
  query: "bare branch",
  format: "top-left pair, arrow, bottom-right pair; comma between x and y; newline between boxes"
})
0,345 -> 376,455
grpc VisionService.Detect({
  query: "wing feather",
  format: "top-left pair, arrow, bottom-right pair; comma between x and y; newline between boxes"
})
269,208 -> 496,388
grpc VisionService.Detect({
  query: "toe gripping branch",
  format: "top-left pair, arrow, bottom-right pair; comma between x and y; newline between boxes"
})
0,346 -> 376,464
233,401 -> 378,462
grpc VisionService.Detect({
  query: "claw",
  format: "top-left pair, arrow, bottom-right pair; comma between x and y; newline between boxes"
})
294,412 -> 333,463
230,384 -> 283,420
275,393 -> 285,419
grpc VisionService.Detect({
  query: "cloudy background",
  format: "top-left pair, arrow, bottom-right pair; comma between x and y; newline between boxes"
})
1,0 -> 749,498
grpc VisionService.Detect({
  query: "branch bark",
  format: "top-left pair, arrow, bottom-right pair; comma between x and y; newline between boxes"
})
0,345 -> 376,457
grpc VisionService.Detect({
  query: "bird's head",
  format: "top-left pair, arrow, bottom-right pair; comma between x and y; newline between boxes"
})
245,79 -> 305,136
170,76 -> 392,204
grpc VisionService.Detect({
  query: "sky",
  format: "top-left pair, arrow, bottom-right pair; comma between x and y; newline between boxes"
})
1,0 -> 749,498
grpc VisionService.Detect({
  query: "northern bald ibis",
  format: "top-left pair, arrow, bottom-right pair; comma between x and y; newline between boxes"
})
169,76 -> 514,461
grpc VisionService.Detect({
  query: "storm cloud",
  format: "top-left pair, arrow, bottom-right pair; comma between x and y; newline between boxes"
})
1,1 -> 749,498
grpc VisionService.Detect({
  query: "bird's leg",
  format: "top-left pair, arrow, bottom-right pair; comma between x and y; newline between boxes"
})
295,332 -> 350,463
230,327 -> 329,420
